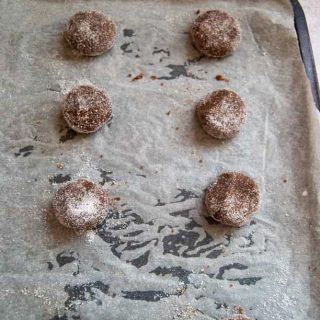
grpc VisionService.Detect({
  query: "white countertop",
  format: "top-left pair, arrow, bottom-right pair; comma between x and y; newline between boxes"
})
299,0 -> 320,85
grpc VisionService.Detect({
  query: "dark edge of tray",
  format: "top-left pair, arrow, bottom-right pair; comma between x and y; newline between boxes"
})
291,0 -> 320,110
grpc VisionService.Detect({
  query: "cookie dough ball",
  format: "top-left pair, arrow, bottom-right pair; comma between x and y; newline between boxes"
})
205,172 -> 260,227
197,89 -> 246,139
62,85 -> 112,133
64,11 -> 116,56
191,10 -> 241,57
52,179 -> 109,230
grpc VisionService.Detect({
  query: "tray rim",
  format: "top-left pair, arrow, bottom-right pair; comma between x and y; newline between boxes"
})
291,0 -> 320,110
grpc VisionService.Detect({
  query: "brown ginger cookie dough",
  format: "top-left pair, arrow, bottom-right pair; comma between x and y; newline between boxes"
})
64,11 -> 116,56
205,172 -> 260,227
62,85 -> 112,133
191,10 -> 241,57
197,89 -> 246,139
52,179 -> 109,230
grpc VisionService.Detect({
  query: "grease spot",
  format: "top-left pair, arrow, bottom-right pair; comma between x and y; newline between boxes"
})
155,199 -> 166,207
120,42 -> 133,53
151,266 -> 192,284
216,263 -> 248,280
56,251 -> 78,267
121,290 -> 170,302
14,145 -> 34,157
171,188 -> 199,203
60,129 -> 77,142
153,48 -> 170,56
230,277 -> 262,285
123,29 -> 135,37
98,169 -> 114,185
64,281 -> 110,311
128,250 -> 150,268
158,65 -> 199,80
49,174 -> 71,184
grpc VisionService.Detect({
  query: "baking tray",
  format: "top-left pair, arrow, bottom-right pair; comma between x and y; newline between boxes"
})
291,0 -> 320,110
1,0 -> 320,320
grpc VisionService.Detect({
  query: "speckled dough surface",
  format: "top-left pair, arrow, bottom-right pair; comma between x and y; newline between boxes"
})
191,10 -> 241,57
205,172 -> 260,227
52,179 -> 109,230
197,89 -> 246,139
64,11 -> 116,56
62,85 -> 112,133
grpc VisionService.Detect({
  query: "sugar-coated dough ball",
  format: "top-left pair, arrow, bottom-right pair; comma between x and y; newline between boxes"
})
52,179 -> 109,230
64,11 -> 116,56
191,10 -> 241,57
197,89 -> 246,139
205,172 -> 260,227
62,85 -> 112,133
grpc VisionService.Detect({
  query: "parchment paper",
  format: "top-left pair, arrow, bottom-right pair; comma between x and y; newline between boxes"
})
1,0 -> 320,319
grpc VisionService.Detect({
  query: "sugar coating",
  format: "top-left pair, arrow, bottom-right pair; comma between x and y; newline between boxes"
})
205,172 -> 260,227
64,11 -> 116,56
197,89 -> 246,139
62,85 -> 112,133
52,179 -> 109,230
191,10 -> 241,57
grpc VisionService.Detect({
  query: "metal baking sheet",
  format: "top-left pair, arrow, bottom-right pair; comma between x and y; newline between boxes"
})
291,0 -> 320,110
1,0 -> 320,319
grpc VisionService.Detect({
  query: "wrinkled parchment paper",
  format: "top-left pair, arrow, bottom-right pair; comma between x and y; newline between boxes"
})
1,0 -> 320,319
